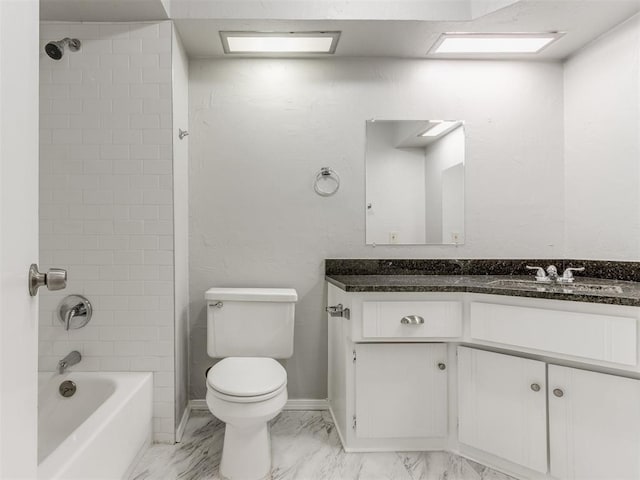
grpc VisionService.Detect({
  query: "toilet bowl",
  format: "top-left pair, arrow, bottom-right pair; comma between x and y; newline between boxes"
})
206,357 -> 288,480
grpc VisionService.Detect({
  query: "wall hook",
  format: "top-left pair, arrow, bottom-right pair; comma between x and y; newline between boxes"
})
179,129 -> 189,140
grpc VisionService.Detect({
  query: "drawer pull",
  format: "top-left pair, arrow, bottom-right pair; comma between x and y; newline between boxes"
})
400,315 -> 424,325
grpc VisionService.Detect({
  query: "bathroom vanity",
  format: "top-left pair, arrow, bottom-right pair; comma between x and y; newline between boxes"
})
326,262 -> 640,480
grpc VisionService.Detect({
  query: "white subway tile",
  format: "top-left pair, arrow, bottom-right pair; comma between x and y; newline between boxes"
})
131,145 -> 159,159
144,281 -> 173,296
129,175 -> 159,189
82,69 -> 113,85
130,265 -> 159,280
83,190 -> 114,205
83,129 -> 113,145
82,250 -> 114,265
142,68 -> 171,83
159,84 -> 171,99
83,99 -> 112,113
68,174 -> 99,190
97,235 -> 130,250
83,341 -> 115,356
158,266 -> 173,281
41,114 -> 70,129
98,326 -> 131,341
100,84 -> 130,99
129,296 -> 159,311
114,281 -> 145,296
82,39 -> 113,55
143,98 -> 171,114
69,83 -> 99,98
129,326 -> 158,340
143,190 -> 172,205
100,145 -> 130,159
100,205 -> 130,220
52,69 -> 83,84
113,98 -> 143,114
52,220 -> 84,235
144,250 -> 173,265
113,190 -> 144,204
154,371 -> 174,387
83,160 -> 112,174
143,221 -> 173,235
84,220 -> 114,235
113,68 -> 143,84
113,341 -> 147,356
69,54 -> 100,69
130,53 -> 159,69
130,84 -> 160,98
41,83 -> 69,99
52,129 -> 83,145
69,265 -> 99,280
68,205 -> 99,219
113,159 -> 143,175
99,265 -> 129,280
94,296 -> 130,311
114,250 -> 145,265
130,206 -> 159,220
98,174 -> 129,190
143,159 -> 172,174
83,281 -> 114,295
100,357 -> 131,370
113,38 -> 142,54
142,129 -> 172,145
113,129 -> 143,145
152,386 -> 174,402
100,54 -> 129,69
68,145 -> 100,160
69,114 -> 101,129
142,38 -> 171,54
158,236 -> 173,250
101,113 -> 131,129
131,114 -> 160,129
51,98 -> 83,114
130,235 -> 159,250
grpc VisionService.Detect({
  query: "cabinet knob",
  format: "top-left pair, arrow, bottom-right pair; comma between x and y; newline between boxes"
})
553,388 -> 564,398
530,383 -> 541,392
437,362 -> 446,371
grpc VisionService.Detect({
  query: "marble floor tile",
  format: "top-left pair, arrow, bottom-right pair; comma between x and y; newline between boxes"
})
128,411 -> 517,480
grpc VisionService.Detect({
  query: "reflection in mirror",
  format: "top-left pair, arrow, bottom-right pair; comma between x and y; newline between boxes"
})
366,120 -> 465,245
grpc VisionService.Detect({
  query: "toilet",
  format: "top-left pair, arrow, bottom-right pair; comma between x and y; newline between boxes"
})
204,287 -> 297,480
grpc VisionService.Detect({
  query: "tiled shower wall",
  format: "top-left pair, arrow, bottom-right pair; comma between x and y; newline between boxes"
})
39,22 -> 175,443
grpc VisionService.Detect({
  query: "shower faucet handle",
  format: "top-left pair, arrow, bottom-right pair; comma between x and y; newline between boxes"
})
28,263 -> 67,296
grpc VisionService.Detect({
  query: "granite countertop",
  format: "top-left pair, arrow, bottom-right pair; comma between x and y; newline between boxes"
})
325,274 -> 640,307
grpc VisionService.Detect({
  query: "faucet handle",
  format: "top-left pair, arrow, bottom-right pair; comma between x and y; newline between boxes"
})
562,267 -> 585,282
526,266 -> 549,281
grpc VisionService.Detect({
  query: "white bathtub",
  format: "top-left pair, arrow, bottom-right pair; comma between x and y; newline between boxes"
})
38,372 -> 153,480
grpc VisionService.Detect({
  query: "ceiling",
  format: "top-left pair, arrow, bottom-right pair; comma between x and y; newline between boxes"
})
40,0 -> 640,60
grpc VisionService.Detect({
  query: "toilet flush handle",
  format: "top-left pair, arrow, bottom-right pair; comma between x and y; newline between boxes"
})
209,301 -> 223,308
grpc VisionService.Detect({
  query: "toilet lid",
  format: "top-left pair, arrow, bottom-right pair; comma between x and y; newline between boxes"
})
207,357 -> 287,397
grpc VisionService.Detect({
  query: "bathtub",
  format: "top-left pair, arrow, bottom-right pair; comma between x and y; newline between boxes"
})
38,372 -> 153,480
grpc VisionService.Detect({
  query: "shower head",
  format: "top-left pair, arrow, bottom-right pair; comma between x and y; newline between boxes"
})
45,38 -> 81,60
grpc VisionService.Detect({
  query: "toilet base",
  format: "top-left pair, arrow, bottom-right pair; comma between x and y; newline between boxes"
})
220,423 -> 271,480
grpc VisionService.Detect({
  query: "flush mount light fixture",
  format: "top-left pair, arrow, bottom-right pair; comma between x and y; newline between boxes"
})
220,31 -> 341,54
429,32 -> 564,54
419,121 -> 460,138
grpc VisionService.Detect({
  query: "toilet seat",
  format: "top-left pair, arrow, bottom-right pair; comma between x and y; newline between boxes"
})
207,357 -> 287,403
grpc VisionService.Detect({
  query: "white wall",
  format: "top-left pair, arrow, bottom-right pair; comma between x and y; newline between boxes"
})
171,26 -> 189,434
424,126 -> 465,244
564,13 -> 640,261
39,22 -> 176,443
188,58 -> 565,399
366,121 -> 426,244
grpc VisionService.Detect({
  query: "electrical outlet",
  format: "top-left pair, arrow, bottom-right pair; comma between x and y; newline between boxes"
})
389,232 -> 399,244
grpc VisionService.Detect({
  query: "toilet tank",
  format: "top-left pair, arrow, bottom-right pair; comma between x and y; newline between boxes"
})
205,288 -> 297,359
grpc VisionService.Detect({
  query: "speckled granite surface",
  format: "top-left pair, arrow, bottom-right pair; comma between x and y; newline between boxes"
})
325,259 -> 640,306
325,259 -> 640,281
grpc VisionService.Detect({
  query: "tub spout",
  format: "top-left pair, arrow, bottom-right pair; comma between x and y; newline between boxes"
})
58,350 -> 81,374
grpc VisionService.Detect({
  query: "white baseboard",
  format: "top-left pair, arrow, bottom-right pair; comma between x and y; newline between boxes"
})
175,403 -> 191,442
189,398 -> 328,411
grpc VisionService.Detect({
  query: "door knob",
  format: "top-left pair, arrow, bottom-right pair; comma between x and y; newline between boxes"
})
28,263 -> 67,296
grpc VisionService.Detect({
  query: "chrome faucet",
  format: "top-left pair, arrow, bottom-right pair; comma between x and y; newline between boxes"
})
527,265 -> 585,283
63,302 -> 87,331
58,350 -> 81,374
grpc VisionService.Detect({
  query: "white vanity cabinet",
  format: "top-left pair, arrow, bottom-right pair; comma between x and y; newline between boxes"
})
327,281 -> 640,478
549,365 -> 640,480
457,347 -> 548,474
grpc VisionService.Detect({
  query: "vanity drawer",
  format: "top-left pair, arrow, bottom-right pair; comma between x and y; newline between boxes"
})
362,301 -> 462,339
470,302 -> 637,365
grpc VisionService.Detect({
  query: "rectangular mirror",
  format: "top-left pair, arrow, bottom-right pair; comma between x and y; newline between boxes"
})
365,120 -> 465,245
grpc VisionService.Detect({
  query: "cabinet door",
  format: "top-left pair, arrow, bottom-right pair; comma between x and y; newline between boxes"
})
458,347 -> 547,473
355,343 -> 447,438
549,365 -> 640,480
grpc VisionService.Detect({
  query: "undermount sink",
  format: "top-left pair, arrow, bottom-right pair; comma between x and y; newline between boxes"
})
488,279 -> 623,294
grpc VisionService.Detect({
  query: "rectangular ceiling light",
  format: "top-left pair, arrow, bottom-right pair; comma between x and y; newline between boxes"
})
220,31 -> 340,54
430,32 -> 563,54
419,121 -> 459,137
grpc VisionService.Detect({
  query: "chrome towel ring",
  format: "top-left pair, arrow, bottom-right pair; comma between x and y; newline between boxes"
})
314,167 -> 340,197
